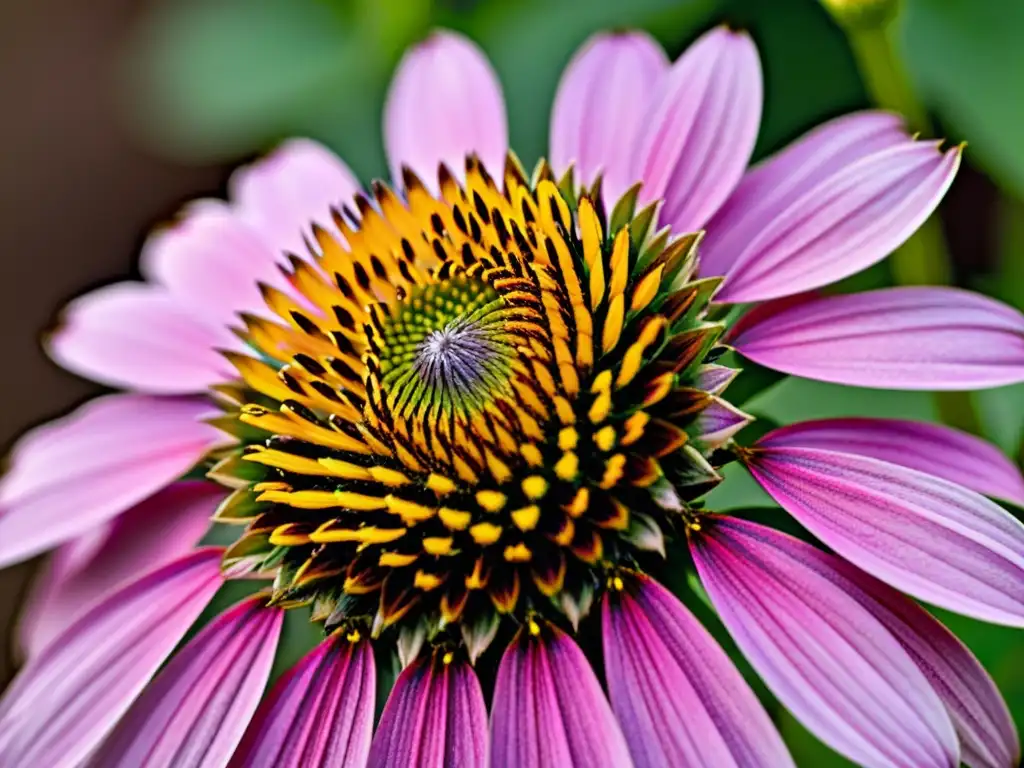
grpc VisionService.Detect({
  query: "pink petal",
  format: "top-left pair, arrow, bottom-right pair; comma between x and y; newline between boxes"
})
0,394 -> 222,568
691,518 -> 959,768
229,138 -> 360,260
384,30 -> 507,188
603,573 -> 794,768
91,597 -> 282,767
549,31 -> 668,201
141,202 -> 291,329
0,549 -> 223,766
730,287 -> 1024,390
18,481 -> 224,658
230,634 -> 375,768
630,26 -> 762,233
490,622 -> 632,768
696,363 -> 739,395
762,418 -> 1024,507
745,441 -> 1024,626
827,556 -> 1020,768
368,651 -> 487,768
701,110 -> 907,282
705,120 -> 959,302
48,281 -> 235,394
692,396 -> 753,450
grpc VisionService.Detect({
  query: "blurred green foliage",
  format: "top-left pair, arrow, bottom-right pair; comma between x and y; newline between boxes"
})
124,0 -> 1024,763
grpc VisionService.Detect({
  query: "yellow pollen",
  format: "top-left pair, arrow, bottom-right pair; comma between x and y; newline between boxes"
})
442,651 -> 454,665
475,490 -> 507,512
346,629 -> 362,643
521,475 -> 548,500
528,618 -> 541,636
554,452 -> 579,481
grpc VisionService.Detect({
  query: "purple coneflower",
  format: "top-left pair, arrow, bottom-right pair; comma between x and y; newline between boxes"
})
1,25 -> 1023,768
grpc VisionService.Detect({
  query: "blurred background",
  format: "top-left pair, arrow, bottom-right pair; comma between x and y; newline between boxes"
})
0,0 -> 1021,763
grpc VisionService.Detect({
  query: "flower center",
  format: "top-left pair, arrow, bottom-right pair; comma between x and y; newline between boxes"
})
216,158 -> 738,652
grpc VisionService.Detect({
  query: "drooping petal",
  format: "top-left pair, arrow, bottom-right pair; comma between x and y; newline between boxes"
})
730,288 -> 1024,390
630,26 -> 762,233
603,573 -> 794,768
761,418 -> 1024,506
704,119 -> 959,301
691,518 -> 959,768
0,549 -> 223,766
0,394 -> 222,568
368,651 -> 487,768
549,31 -> 668,200
230,634 -> 375,768
48,282 -> 235,394
384,30 -> 507,189
744,442 -> 1024,626
229,138 -> 361,259
91,597 -> 283,767
19,480 -> 224,658
490,621 -> 632,768
701,111 -> 906,281
141,203 -> 292,329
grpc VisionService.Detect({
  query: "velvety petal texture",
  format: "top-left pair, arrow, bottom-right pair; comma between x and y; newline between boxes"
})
550,31 -> 668,200
19,481 -> 224,657
704,122 -> 960,302
384,30 -> 507,188
692,518 -> 959,768
91,597 -> 283,768
231,635 -> 375,768
490,622 -> 632,768
368,652 -> 487,768
48,282 -> 235,394
603,573 -> 794,768
631,26 -> 762,233
0,394 -> 222,568
762,418 -> 1024,506
745,438 -> 1024,626
730,288 -> 1024,390
0,549 -> 223,766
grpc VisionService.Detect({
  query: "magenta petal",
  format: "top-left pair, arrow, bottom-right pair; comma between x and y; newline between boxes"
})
746,442 -> 1024,626
730,288 -> 1024,390
0,394 -> 222,567
701,111 -> 907,283
229,139 -> 360,259
761,418 -> 1024,507
368,652 -> 487,768
384,30 -> 507,189
490,622 -> 632,768
0,549 -> 223,766
603,574 -> 794,768
19,480 -> 224,658
550,31 -> 668,201
691,518 -> 959,768
231,635 -> 375,768
48,281 -> 234,394
631,26 -> 762,233
705,124 -> 959,302
91,597 -> 282,767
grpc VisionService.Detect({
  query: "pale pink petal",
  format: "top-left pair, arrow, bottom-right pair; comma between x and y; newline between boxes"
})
368,652 -> 487,768
0,549 -> 223,766
703,115 -> 960,301
762,418 -> 1024,506
549,31 -> 668,200
630,26 -> 762,233
141,202 -> 291,329
745,441 -> 1024,626
230,635 -> 375,768
603,573 -> 794,768
696,363 -> 739,395
692,396 -> 754,450
691,518 -> 959,768
0,394 -> 222,568
384,30 -> 507,189
229,138 -> 361,259
730,288 -> 1024,390
91,597 -> 282,767
48,281 -> 235,394
490,622 -> 632,768
19,481 -> 224,658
